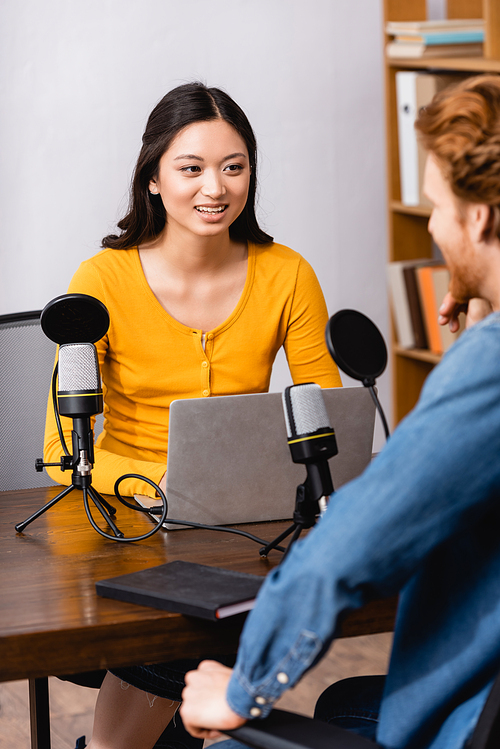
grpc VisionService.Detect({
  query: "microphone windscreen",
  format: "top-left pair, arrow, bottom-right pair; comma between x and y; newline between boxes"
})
283,383 -> 331,438
325,310 -> 387,382
41,293 -> 110,344
58,343 -> 100,392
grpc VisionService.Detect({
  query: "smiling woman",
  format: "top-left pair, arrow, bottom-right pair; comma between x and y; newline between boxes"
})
42,82 -> 342,749
44,82 -> 342,500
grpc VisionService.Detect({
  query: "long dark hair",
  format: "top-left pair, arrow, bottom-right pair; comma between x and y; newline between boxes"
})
102,82 -> 273,248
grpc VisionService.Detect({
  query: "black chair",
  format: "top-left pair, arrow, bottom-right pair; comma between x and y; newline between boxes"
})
0,310 -> 104,491
227,668 -> 500,749
228,708 -> 378,748
0,311 -> 58,492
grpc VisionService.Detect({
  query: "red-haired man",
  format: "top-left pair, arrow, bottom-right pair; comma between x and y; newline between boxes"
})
179,75 -> 500,749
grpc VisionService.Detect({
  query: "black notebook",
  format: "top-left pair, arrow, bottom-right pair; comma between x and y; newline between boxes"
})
96,560 -> 265,621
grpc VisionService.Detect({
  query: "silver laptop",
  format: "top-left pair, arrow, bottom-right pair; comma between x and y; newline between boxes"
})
137,387 -> 375,529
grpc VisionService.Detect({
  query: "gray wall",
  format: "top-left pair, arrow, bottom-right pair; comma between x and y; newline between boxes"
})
0,0 -> 389,445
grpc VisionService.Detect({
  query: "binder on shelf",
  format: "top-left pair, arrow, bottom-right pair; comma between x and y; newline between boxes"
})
403,265 -> 428,350
416,265 -> 443,353
396,72 -> 467,207
396,71 -> 420,206
429,266 -> 464,352
415,265 -> 463,355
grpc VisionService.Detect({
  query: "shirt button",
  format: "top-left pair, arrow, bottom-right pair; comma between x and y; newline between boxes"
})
207,333 -> 214,340
202,361 -> 208,368
202,390 -> 209,397
277,672 -> 289,684
250,707 -> 262,717
255,696 -> 267,705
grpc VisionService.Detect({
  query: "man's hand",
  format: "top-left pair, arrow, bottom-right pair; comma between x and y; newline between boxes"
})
180,661 -> 247,739
438,292 -> 492,331
438,292 -> 467,332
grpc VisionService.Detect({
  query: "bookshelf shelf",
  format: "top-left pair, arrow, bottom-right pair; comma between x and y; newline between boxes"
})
390,201 -> 431,217
387,56 -> 500,73
384,0 -> 499,425
393,344 -> 441,365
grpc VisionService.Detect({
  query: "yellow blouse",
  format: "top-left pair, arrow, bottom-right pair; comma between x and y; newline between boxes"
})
44,242 -> 342,497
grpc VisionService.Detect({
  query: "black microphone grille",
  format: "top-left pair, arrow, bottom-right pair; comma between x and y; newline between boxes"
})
283,383 -> 332,439
58,343 -> 100,391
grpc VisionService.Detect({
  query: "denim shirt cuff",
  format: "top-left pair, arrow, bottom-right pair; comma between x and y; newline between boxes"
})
226,630 -> 323,720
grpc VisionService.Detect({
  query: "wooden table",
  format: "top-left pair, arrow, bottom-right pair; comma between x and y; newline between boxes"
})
0,487 -> 397,748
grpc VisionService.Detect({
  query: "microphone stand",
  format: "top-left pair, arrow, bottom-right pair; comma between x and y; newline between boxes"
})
259,463 -> 333,560
15,425 -> 123,538
364,377 -> 390,441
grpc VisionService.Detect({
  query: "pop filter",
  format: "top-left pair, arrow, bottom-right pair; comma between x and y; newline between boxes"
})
325,309 -> 389,439
325,309 -> 387,386
41,293 -> 110,344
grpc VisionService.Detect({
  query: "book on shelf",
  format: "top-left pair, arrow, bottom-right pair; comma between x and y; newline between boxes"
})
396,71 -> 467,206
388,261 -> 463,354
96,560 -> 264,621
388,259 -> 433,349
386,18 -> 484,59
386,19 -> 484,35
392,31 -> 484,45
415,265 -> 464,355
403,264 -> 429,350
387,41 -> 483,59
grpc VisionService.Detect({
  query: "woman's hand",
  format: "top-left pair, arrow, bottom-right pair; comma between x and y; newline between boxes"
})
438,292 -> 492,331
180,661 -> 247,739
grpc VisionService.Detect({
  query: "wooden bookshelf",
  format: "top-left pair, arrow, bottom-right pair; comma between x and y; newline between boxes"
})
384,0 -> 500,424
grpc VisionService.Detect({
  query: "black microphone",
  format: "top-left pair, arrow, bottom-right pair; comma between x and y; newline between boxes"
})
258,383 -> 339,557
18,291 -> 157,542
39,293 -> 109,479
283,383 -> 338,509
58,342 -> 103,472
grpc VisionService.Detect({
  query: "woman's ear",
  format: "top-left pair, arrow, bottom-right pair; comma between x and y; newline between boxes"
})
149,179 -> 158,195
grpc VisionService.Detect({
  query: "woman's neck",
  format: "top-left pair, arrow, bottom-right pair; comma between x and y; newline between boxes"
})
138,225 -> 249,332
140,224 -> 239,276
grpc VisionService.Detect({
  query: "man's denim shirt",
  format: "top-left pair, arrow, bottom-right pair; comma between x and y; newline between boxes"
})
226,313 -> 500,749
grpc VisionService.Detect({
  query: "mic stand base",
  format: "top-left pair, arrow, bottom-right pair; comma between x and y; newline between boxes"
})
259,481 -> 321,560
259,522 -> 299,559
15,482 -> 123,538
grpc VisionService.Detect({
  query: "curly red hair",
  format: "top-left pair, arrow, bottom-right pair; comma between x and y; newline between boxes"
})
416,75 -> 500,239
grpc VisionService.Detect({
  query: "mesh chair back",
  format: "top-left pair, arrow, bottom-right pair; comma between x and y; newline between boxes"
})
0,311 -> 58,491
0,310 -> 105,491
